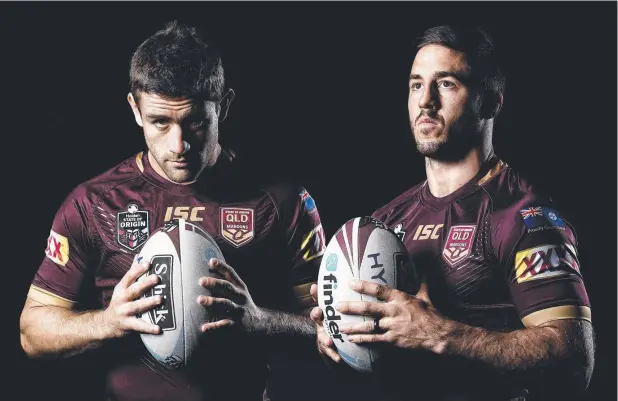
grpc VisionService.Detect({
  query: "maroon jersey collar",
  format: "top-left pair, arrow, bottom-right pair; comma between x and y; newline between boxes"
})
420,155 -> 503,210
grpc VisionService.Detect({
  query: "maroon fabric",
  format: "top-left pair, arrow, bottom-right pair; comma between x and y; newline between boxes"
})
370,155 -> 590,400
31,151 -> 325,401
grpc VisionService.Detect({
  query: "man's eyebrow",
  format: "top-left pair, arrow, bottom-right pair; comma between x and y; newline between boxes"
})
435,70 -> 466,80
145,113 -> 171,121
409,70 -> 467,81
145,107 -> 205,122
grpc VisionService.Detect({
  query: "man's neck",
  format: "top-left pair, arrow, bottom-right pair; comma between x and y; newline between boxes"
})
425,145 -> 494,198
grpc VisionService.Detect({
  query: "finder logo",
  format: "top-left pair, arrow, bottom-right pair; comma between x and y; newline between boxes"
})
321,253 -> 344,343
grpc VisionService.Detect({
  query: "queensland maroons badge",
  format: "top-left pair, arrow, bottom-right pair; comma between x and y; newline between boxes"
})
220,207 -> 254,247
442,225 -> 477,267
117,203 -> 150,250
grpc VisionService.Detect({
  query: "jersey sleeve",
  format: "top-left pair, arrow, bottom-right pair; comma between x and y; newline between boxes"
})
493,199 -> 590,327
29,188 -> 98,308
371,207 -> 389,223
277,186 -> 325,309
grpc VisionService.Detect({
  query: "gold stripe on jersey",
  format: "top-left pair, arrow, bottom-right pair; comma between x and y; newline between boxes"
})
293,282 -> 317,308
478,159 -> 508,186
522,305 -> 591,327
301,224 -> 325,262
136,152 -> 145,172
27,285 -> 75,309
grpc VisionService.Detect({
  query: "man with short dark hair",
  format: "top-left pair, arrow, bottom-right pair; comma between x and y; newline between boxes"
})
20,21 -> 325,401
311,25 -> 595,401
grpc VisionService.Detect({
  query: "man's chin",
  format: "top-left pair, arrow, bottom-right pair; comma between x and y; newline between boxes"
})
164,169 -> 198,184
416,139 -> 477,162
415,139 -> 444,157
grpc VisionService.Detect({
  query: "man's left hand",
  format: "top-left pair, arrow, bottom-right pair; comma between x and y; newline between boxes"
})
339,279 -> 451,354
197,258 -> 264,333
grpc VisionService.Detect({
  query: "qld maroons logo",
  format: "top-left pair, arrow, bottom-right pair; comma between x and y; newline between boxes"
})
442,225 -> 477,267
117,203 -> 150,251
220,207 -> 255,247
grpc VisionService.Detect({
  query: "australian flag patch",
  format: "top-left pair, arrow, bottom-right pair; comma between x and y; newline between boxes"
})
520,206 -> 565,230
300,189 -> 316,214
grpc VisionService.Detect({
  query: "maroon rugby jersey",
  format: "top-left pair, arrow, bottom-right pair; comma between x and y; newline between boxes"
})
29,150 -> 325,401
371,155 -> 590,400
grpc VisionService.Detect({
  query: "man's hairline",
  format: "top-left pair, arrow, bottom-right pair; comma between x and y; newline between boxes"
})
131,90 -> 223,112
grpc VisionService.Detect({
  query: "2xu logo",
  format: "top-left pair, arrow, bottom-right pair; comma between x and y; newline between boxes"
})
164,206 -> 206,222
145,255 -> 176,331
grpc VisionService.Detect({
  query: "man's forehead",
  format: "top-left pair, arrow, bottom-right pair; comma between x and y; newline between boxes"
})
410,44 -> 470,77
138,93 -> 213,113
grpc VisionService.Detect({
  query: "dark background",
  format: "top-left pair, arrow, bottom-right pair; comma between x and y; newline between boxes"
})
3,2 -> 615,400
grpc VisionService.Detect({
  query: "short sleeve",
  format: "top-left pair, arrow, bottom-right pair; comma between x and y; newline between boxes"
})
29,189 -> 98,308
494,201 -> 590,327
282,187 -> 325,308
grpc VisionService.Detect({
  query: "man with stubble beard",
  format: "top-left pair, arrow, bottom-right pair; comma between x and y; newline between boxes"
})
310,25 -> 595,401
20,21 -> 327,401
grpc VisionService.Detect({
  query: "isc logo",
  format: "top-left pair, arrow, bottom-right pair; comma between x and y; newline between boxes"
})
412,224 -> 444,240
164,206 -> 205,222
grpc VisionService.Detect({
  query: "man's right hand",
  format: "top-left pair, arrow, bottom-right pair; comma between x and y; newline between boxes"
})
310,284 -> 342,364
103,261 -> 163,338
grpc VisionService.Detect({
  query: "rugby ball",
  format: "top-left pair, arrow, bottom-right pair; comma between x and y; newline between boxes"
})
136,218 -> 225,369
317,216 -> 418,373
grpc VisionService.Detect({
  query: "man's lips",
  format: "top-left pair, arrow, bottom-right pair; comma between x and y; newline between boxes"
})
418,117 -> 439,125
169,159 -> 189,167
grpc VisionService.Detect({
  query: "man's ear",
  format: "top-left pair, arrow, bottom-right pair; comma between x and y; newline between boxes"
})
217,88 -> 235,122
127,93 -> 144,127
480,90 -> 503,120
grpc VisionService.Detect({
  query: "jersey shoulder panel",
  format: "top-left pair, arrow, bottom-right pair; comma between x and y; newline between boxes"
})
482,165 -> 571,259
76,154 -> 145,201
482,165 -> 553,217
52,154 -> 144,235
372,182 -> 424,222
261,182 -> 318,225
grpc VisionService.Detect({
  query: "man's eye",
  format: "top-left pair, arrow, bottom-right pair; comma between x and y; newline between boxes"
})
439,81 -> 456,88
153,121 -> 168,129
410,82 -> 422,91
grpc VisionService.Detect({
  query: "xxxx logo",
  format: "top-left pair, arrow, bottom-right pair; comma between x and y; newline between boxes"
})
45,230 -> 70,266
515,244 -> 579,283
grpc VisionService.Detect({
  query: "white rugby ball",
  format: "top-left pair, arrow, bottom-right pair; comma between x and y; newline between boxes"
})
136,218 -> 225,369
317,216 -> 418,373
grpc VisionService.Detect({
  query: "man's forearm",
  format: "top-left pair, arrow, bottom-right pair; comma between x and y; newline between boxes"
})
20,305 -> 112,359
254,307 -> 316,338
442,319 -> 594,391
251,307 -> 321,362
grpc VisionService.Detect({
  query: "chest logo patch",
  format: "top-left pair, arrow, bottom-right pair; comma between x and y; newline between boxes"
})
117,203 -> 150,251
220,207 -> 255,247
442,225 -> 477,267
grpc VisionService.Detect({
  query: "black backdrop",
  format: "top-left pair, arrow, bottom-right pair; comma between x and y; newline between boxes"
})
3,2 -> 616,400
